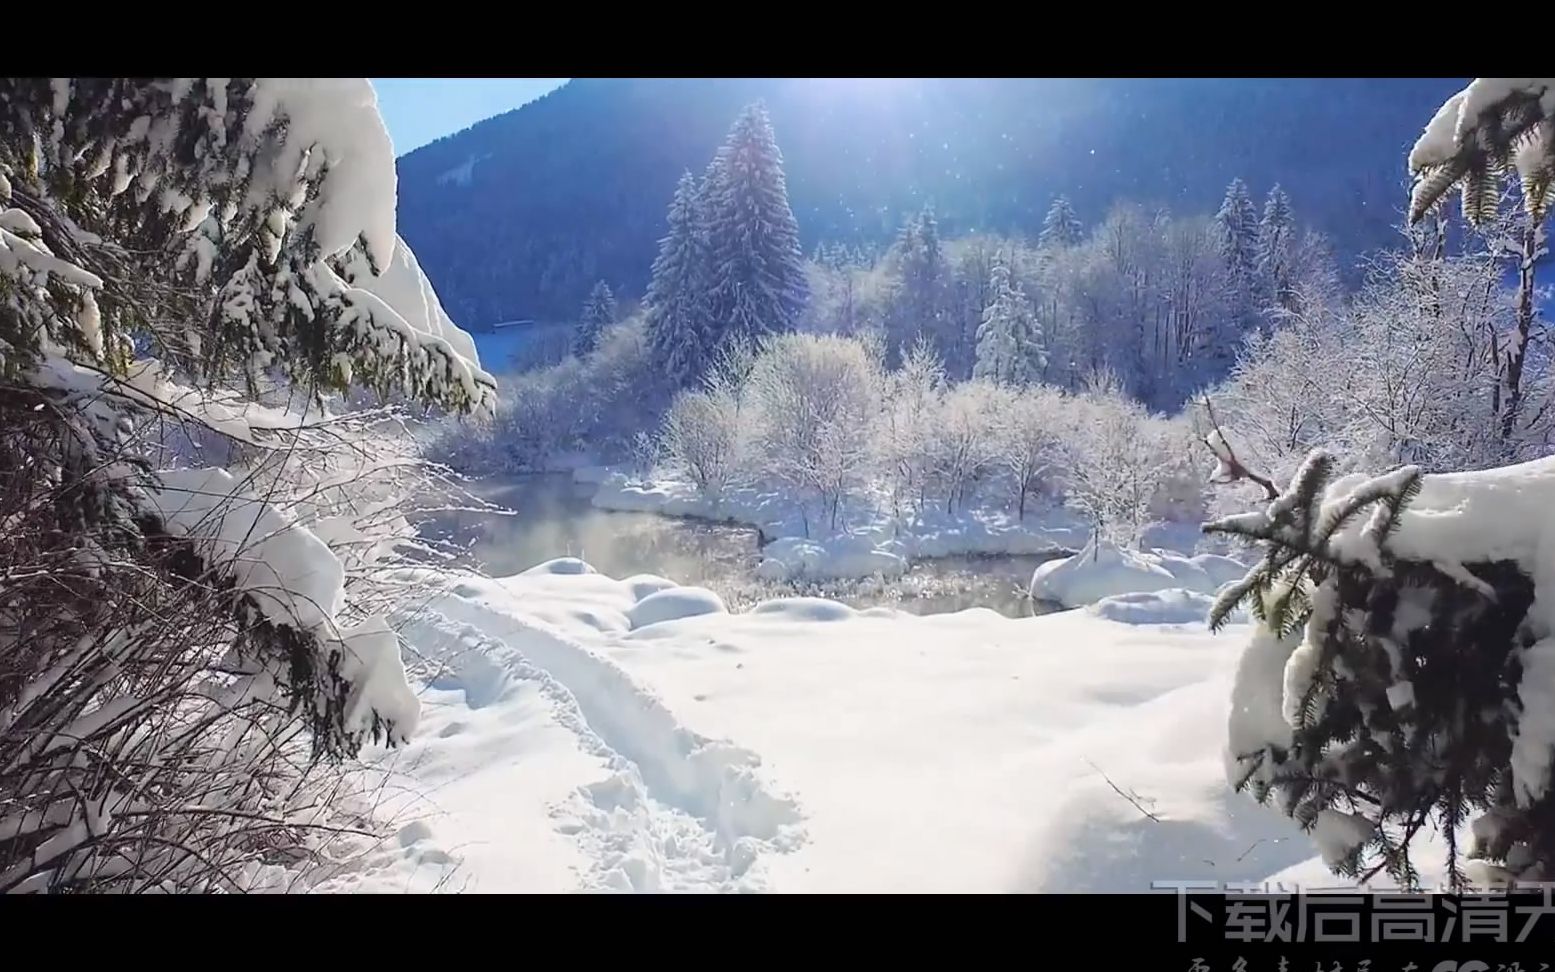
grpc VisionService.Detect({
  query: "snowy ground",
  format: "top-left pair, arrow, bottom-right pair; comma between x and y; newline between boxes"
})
305,555 -> 1457,894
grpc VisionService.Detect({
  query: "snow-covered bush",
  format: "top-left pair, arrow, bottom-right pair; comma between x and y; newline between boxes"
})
876,337 -> 945,520
432,316 -> 666,473
744,333 -> 883,533
991,384 -> 1066,519
0,78 -> 492,892
925,380 -> 1003,515
1204,244 -> 1532,515
660,385 -> 744,504
1058,388 -> 1172,548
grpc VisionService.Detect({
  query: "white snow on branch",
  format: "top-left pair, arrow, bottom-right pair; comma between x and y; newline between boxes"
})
144,467 -> 418,743
243,78 -> 399,269
1311,809 -> 1375,868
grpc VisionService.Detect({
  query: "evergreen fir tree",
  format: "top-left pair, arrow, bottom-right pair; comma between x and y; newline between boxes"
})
573,280 -> 617,357
972,253 -> 1045,386
1040,195 -> 1084,247
1216,177 -> 1261,336
1207,446 -> 1555,889
1216,178 -> 1260,278
702,103 -> 807,351
889,206 -> 950,363
645,171 -> 711,388
1257,184 -> 1296,314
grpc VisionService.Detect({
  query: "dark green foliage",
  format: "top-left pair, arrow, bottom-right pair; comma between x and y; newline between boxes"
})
1208,449 -> 1555,888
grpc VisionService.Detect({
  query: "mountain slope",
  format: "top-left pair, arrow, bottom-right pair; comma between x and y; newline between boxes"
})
394,77 -> 1467,327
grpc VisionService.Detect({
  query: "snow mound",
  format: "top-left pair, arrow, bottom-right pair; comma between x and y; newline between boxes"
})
627,587 -> 728,629
755,536 -> 907,582
1087,589 -> 1215,626
622,573 -> 680,600
1030,541 -> 1248,609
750,597 -> 858,622
524,557 -> 597,576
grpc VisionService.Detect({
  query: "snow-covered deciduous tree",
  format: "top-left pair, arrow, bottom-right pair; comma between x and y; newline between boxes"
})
744,333 -> 882,533
992,384 -> 1065,519
645,171 -> 711,388
574,279 -> 617,357
660,383 -> 744,505
926,380 -> 1003,516
1059,387 -> 1168,548
877,336 -> 945,520
972,253 -> 1045,386
703,103 -> 808,352
1205,242 -> 1540,499
0,78 -> 494,892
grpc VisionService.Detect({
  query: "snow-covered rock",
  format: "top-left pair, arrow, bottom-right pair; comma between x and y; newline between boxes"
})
1087,589 -> 1216,626
1029,540 -> 1249,609
524,557 -> 597,576
627,587 -> 727,629
755,535 -> 908,582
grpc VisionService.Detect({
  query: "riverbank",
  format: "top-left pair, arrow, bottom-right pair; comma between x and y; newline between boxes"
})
427,470 -> 1089,617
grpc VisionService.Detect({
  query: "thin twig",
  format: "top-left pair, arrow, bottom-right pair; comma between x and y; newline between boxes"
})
1084,758 -> 1162,823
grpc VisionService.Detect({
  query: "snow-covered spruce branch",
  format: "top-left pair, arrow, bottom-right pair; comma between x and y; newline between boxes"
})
1,78 -> 499,892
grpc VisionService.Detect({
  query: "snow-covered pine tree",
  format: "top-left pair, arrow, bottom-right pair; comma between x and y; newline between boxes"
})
1216,177 -> 1261,277
1256,184 -> 1296,316
0,78 -> 494,891
645,171 -> 712,388
574,279 -> 617,357
1040,195 -> 1084,248
972,252 -> 1045,386
1215,177 -> 1262,340
702,103 -> 807,352
1203,447 -> 1555,889
887,206 -> 952,365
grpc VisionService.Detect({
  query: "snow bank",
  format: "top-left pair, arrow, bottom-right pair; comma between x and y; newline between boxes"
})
627,587 -> 727,629
1030,540 -> 1249,609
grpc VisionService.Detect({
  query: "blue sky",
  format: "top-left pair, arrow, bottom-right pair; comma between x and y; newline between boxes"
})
372,78 -> 568,156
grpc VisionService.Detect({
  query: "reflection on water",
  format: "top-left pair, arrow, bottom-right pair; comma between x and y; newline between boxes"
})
425,473 -> 1065,619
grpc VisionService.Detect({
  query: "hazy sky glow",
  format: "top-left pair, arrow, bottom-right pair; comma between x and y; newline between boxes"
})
372,78 -> 568,156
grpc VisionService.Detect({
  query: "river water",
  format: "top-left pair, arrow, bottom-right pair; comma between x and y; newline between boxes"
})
427,473 -> 1066,618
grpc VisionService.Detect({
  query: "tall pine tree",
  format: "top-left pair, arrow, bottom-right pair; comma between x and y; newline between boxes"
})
1216,178 -> 1260,279
702,103 -> 807,351
891,206 -> 950,364
1257,184 -> 1296,316
972,252 -> 1045,386
1040,195 -> 1084,247
645,171 -> 712,388
1216,177 -> 1261,339
573,280 -> 617,357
